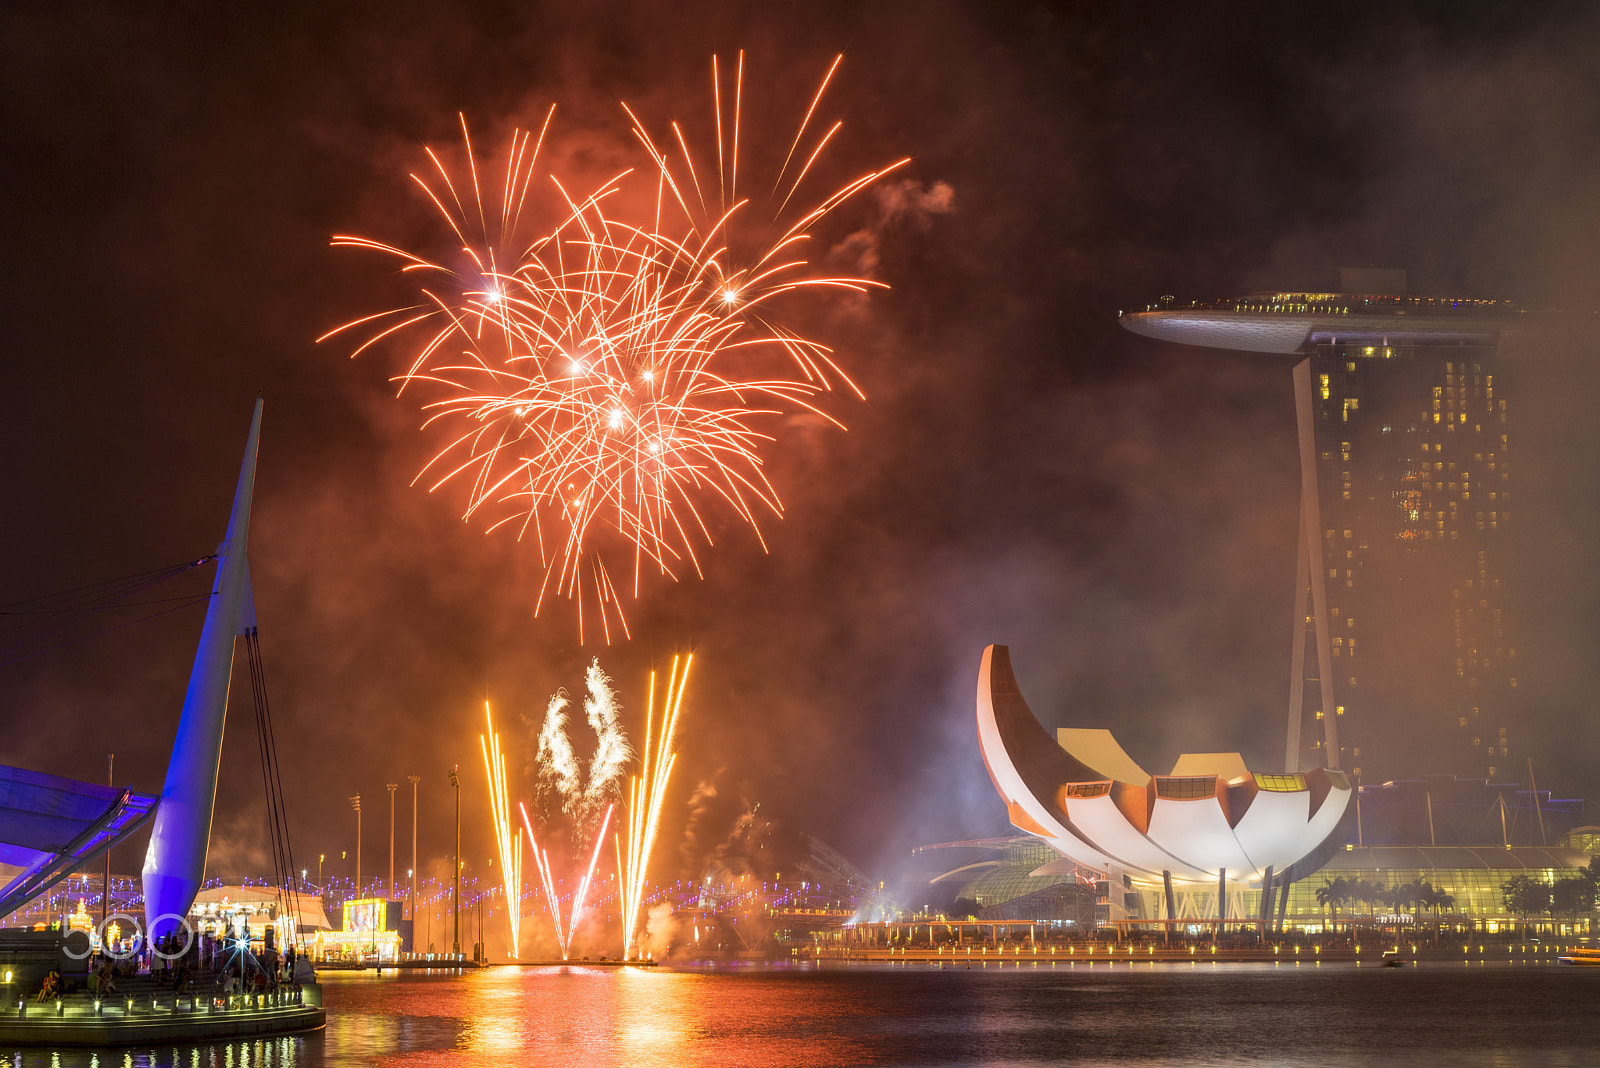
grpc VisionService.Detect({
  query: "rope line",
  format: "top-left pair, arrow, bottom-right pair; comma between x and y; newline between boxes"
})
246,627 -> 303,951
0,556 -> 215,666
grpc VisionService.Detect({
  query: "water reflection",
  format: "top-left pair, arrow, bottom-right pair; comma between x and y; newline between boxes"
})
1,1036 -> 307,1068
4,962 -> 1599,1066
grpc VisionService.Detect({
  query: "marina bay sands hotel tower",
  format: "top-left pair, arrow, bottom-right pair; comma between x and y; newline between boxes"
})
1122,269 -> 1527,784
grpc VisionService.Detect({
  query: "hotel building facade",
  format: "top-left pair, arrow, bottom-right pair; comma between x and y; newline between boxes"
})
1121,269 -> 1528,783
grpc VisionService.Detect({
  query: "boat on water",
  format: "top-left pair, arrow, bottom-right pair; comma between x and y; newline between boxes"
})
1557,948 -> 1600,966
0,401 -> 325,1045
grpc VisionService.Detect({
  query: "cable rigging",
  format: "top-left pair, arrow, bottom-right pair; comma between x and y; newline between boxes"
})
245,625 -> 303,959
0,556 -> 215,667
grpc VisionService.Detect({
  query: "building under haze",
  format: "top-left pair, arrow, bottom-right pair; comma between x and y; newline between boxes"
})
1121,270 -> 1531,783
975,643 -> 1351,925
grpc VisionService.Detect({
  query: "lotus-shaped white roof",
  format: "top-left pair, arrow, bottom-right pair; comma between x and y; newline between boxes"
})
977,644 -> 1351,884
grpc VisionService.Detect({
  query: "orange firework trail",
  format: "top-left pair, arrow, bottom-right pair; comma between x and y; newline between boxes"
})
479,703 -> 523,959
616,654 -> 692,960
520,800 -> 612,960
520,804 -> 568,959
323,55 -> 906,642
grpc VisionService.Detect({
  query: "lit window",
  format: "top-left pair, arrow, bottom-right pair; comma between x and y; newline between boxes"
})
1154,776 -> 1217,800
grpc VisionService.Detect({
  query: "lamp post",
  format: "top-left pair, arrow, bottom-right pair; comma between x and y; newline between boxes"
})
318,853 -> 325,890
349,795 -> 362,896
387,783 -> 398,901
408,775 -> 421,922
448,765 -> 461,956
101,753 -> 114,930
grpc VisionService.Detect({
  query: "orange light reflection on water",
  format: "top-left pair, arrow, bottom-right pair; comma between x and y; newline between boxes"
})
322,966 -> 880,1068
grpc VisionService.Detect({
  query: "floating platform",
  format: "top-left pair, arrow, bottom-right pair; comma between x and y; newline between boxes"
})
0,984 -> 323,1047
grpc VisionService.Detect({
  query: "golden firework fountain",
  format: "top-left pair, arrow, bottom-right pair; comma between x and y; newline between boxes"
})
618,654 -> 693,961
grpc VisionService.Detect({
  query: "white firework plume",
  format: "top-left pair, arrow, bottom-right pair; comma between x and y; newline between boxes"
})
581,659 -> 632,820
534,658 -> 634,840
536,692 -> 581,805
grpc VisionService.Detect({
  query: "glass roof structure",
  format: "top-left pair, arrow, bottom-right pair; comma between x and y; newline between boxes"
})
0,763 -> 158,918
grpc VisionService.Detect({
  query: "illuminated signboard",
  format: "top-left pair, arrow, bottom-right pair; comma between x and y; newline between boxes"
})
343,897 -> 387,934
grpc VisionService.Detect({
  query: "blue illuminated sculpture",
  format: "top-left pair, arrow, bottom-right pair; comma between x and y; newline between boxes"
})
141,398 -> 262,940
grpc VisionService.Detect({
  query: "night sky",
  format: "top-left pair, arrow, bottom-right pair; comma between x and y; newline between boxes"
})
3,1 -> 1599,888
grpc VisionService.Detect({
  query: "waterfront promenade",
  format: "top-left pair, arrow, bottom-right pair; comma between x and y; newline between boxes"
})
0,976 -> 323,1047
809,938 -> 1582,965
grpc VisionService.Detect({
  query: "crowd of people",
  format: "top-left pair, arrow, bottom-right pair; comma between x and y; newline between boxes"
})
33,921 -> 305,1006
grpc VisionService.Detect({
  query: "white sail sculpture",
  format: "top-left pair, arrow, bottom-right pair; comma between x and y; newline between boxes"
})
977,644 -> 1351,887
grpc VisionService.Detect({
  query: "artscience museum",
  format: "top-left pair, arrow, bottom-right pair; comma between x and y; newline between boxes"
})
976,643 -> 1353,922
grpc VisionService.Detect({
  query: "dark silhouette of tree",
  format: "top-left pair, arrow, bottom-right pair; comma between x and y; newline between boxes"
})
1316,877 -> 1353,927
1417,881 -> 1455,921
1502,874 -> 1551,937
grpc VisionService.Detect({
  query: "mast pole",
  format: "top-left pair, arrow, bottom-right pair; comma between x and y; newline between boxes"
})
141,398 -> 263,940
102,753 -> 113,930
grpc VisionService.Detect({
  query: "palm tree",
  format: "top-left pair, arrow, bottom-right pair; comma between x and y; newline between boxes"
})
1315,877 -> 1351,930
1416,881 -> 1443,923
1392,881 -> 1421,917
1351,880 -> 1386,922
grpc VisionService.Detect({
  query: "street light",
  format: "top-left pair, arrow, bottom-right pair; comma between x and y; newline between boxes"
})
349,795 -> 362,895
408,775 -> 421,923
387,782 -> 399,901
102,753 -> 113,929
447,765 -> 461,957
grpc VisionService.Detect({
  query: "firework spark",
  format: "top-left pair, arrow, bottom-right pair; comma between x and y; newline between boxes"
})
324,56 -> 905,641
535,657 -> 632,834
480,703 -> 524,959
535,689 -> 581,807
520,804 -> 568,959
618,654 -> 692,960
580,659 -> 632,816
520,800 -> 613,960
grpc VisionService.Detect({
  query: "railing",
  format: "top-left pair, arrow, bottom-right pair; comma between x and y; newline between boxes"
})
1131,294 -> 1518,316
10,983 -> 309,1022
